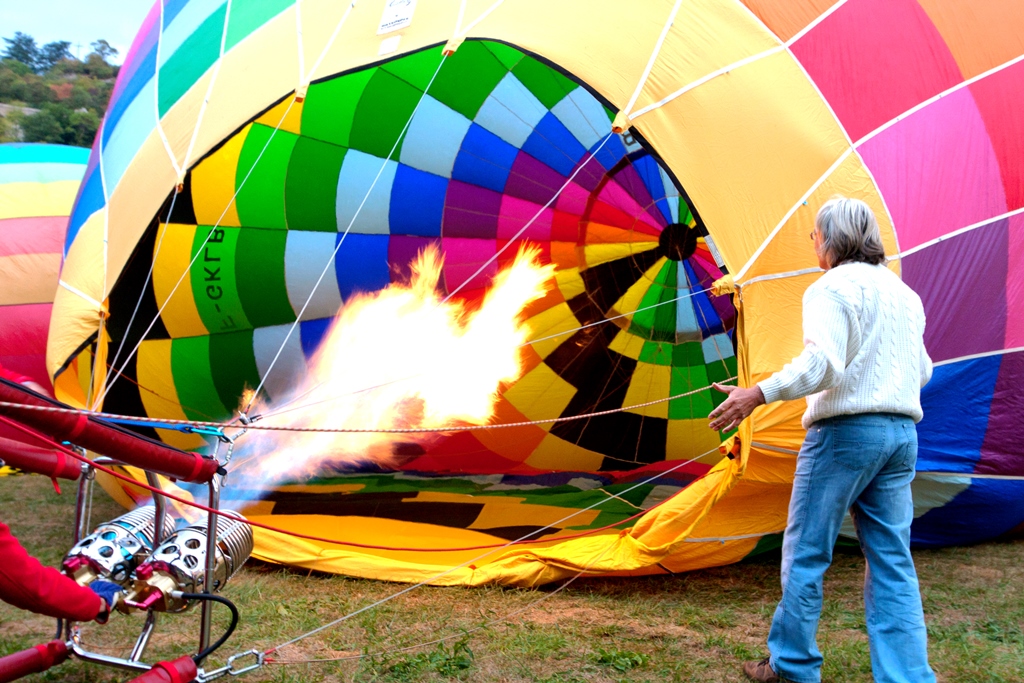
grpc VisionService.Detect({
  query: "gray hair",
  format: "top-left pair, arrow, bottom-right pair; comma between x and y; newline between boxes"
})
816,196 -> 886,268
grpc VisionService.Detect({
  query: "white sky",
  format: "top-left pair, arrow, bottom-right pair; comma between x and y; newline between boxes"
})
0,1 -> 153,64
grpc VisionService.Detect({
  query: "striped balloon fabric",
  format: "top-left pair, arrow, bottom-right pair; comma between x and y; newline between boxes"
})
50,1 -> 1024,585
0,143 -> 88,390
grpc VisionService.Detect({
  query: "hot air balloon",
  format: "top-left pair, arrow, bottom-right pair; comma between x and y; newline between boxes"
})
50,0 -> 1024,585
0,143 -> 88,390
0,143 -> 88,472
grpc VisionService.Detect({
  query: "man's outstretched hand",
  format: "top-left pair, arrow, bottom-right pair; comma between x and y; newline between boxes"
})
708,383 -> 766,432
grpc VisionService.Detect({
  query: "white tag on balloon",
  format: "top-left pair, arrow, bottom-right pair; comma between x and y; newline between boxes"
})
377,0 -> 417,35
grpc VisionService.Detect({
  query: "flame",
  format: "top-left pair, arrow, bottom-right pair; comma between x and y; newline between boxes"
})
229,245 -> 554,488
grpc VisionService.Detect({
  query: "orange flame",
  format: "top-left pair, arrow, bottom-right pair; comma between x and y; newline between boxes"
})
231,245 -> 553,487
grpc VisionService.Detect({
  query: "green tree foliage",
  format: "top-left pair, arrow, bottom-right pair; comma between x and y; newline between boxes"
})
38,41 -> 73,72
2,32 -> 39,70
90,40 -> 118,62
0,32 -> 119,148
0,114 -> 15,143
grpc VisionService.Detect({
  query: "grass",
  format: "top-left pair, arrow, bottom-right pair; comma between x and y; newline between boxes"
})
1,475 -> 1022,682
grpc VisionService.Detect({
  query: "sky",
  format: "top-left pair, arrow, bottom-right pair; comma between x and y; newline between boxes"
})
0,1 -> 153,64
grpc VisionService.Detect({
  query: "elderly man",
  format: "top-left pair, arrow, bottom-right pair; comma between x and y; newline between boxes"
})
709,197 -> 935,683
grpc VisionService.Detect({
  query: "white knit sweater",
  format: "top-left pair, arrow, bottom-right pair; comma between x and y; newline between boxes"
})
757,262 -> 933,428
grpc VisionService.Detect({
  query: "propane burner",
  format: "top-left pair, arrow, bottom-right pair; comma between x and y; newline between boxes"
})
123,512 -> 254,613
63,506 -> 175,586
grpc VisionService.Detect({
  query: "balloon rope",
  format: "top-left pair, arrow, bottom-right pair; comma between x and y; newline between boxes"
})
96,96 -> 299,408
245,52 -> 451,415
263,447 -> 717,655
267,532 -> 620,664
622,0 -> 685,118
256,283 -> 717,423
0,413 -> 718,555
441,133 -> 613,304
0,378 -> 735,435
103,191 -> 180,397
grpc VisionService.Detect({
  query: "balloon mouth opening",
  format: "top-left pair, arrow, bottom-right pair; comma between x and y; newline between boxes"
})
658,222 -> 698,261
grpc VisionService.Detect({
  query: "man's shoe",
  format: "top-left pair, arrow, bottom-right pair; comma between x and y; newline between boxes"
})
743,657 -> 780,682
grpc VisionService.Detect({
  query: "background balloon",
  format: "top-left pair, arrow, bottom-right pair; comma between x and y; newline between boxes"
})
0,143 -> 88,469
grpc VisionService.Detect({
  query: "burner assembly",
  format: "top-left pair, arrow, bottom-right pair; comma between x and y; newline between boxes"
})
123,514 -> 254,613
0,377 -> 263,683
63,507 -> 177,587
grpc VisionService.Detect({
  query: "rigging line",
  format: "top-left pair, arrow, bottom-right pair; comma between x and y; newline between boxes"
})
87,113 -> 113,411
269,539 -> 619,665
454,0 -> 505,38
303,2 -> 356,83
105,358 -> 221,420
103,0 -> 354,409
96,96 -> 299,408
623,0 -> 685,117
265,446 -> 716,655
442,133 -> 613,304
0,413 -> 715,559
255,284 -> 717,424
103,192 -> 180,396
248,1 -> 509,416
179,0 -> 233,176
295,0 -> 305,86
0,378 -> 736,435
0,411 -> 680,550
153,0 -> 183,179
685,264 -> 732,380
244,53 -> 450,415
527,284 -> 714,347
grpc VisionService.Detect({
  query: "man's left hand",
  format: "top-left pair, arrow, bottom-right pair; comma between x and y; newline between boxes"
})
708,383 -> 765,432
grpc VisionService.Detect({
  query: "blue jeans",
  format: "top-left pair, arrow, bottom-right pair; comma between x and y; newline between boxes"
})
768,414 -> 935,683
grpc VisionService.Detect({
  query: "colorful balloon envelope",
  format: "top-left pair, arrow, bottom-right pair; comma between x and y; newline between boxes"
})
0,143 -> 88,469
0,143 -> 88,390
51,0 -> 1024,584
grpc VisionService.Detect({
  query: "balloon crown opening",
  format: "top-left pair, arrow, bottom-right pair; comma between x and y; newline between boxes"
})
658,222 -> 699,262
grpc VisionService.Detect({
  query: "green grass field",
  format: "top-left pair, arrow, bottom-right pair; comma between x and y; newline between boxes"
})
1,474 -> 1021,682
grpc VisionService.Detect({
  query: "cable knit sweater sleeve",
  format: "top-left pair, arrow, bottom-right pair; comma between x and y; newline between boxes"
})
757,285 -> 856,404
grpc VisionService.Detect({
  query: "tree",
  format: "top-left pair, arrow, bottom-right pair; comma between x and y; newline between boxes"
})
20,108 -> 63,143
0,114 -> 14,142
90,40 -> 118,63
3,33 -> 41,71
82,53 -> 114,80
37,41 -> 73,72
67,109 -> 100,147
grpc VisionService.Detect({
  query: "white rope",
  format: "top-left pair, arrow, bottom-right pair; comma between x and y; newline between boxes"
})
896,206 -> 1024,260
623,0 -> 685,117
629,44 -> 785,122
153,0 -> 183,180
179,0 -> 233,176
267,445 -> 720,653
270,539 -> 618,664
0,377 -> 735,434
245,54 -> 450,413
455,0 -> 505,38
933,345 -> 1024,368
783,0 -> 849,45
854,51 -> 1024,151
302,1 -> 356,84
295,0 -> 305,86
443,133 -> 613,304
732,148 -> 853,282
105,3 -> 235,387
97,97 -> 299,407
